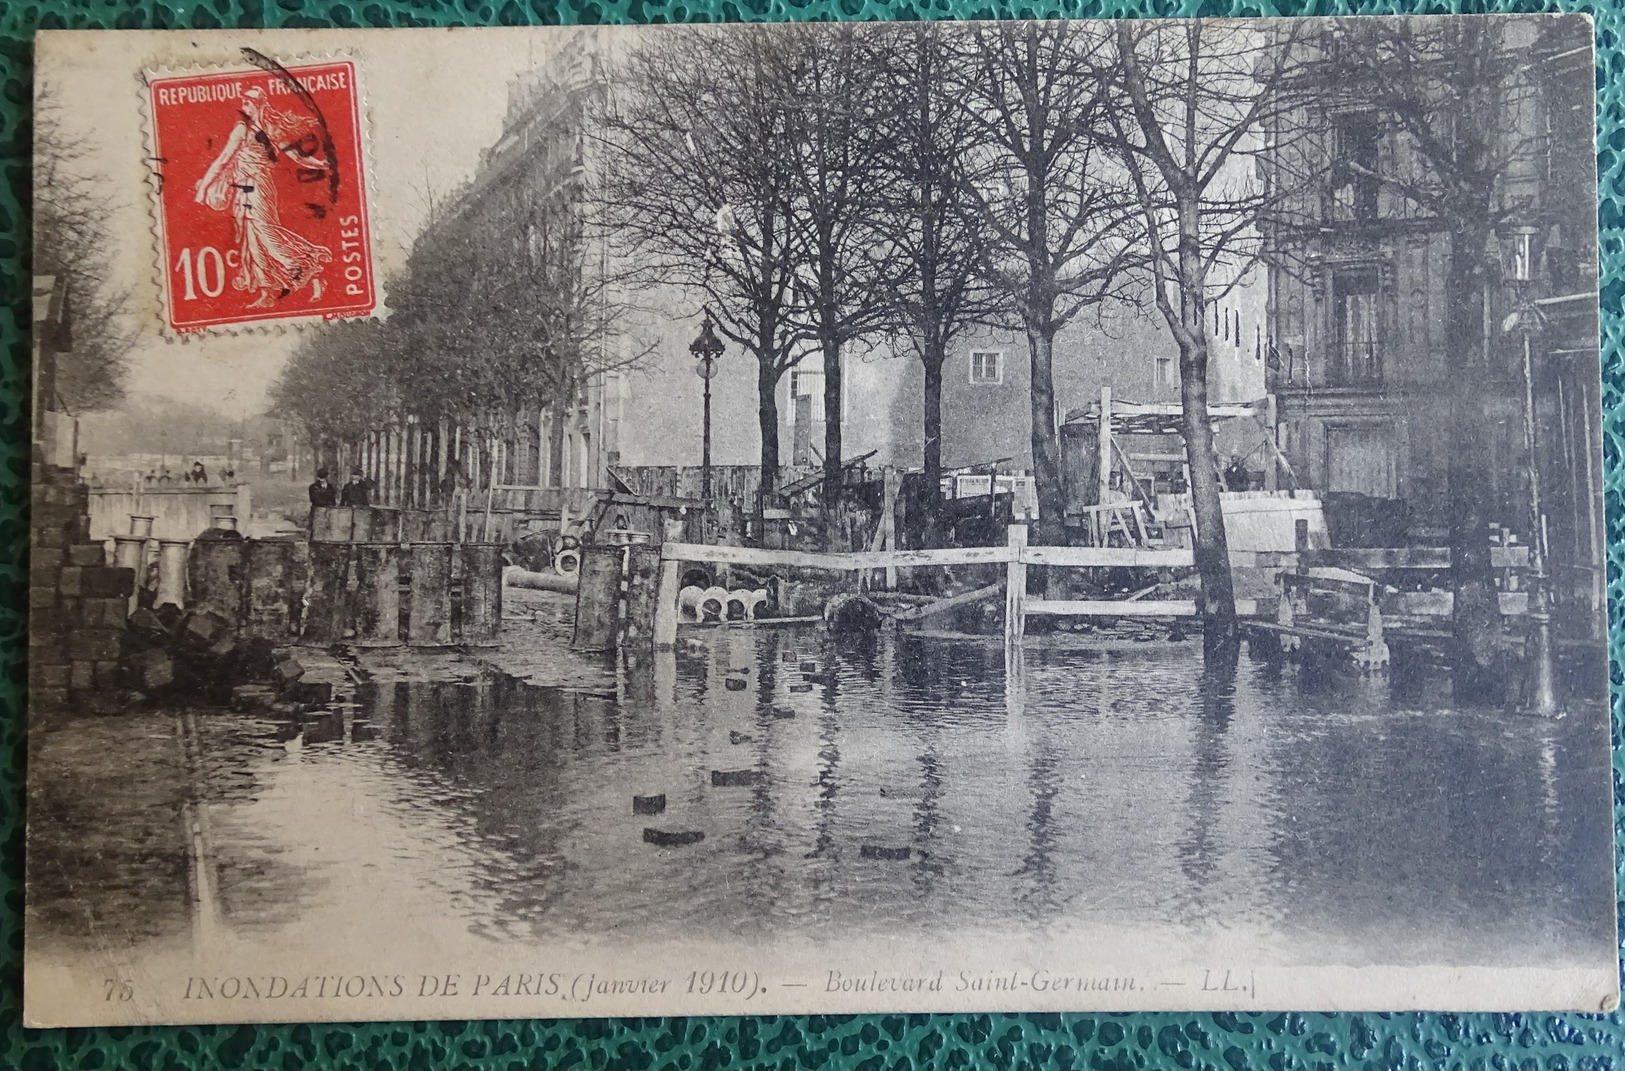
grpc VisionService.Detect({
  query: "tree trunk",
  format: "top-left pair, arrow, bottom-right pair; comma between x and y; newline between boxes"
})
1026,325 -> 1065,548
1176,321 -> 1237,650
757,356 -> 782,519
921,343 -> 946,540
1446,219 -> 1501,701
821,328 -> 842,509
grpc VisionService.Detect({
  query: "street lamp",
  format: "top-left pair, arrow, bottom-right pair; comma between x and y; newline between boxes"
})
1503,223 -> 1557,715
690,313 -> 725,500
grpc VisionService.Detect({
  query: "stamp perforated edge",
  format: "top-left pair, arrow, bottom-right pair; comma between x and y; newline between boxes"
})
136,49 -> 389,340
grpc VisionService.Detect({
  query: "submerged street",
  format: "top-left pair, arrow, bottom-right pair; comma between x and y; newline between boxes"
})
29,589 -> 1614,975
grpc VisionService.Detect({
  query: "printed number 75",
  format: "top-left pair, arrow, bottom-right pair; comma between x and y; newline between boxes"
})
104,978 -> 134,1002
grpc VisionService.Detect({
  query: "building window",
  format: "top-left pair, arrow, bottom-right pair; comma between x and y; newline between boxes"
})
1330,111 -> 1381,220
1155,356 -> 1174,390
969,350 -> 1004,385
1331,269 -> 1382,386
790,369 -> 825,422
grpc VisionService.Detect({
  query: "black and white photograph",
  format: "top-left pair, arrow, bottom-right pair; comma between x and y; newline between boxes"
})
26,15 -> 1614,1026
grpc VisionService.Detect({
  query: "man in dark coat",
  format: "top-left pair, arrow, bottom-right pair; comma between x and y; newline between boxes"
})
308,468 -> 338,508
340,467 -> 372,507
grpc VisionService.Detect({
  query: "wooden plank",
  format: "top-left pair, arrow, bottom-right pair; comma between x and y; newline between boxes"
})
660,541 -> 1013,570
1028,598 -> 1263,617
1382,591 -> 1532,616
1020,546 -> 1194,568
1302,547 -> 1531,570
892,582 -> 1004,622
1029,599 -> 1196,617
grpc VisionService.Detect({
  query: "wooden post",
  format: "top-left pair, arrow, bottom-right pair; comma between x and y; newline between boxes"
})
653,517 -> 683,650
352,544 -> 403,646
623,543 -> 662,652
304,543 -> 351,643
407,543 -> 453,645
459,543 -> 503,647
1097,386 -> 1113,507
881,466 -> 899,591
1264,393 -> 1279,493
573,544 -> 623,651
1005,523 -> 1028,647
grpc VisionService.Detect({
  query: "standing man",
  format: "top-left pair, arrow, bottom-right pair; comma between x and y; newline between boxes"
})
308,467 -> 338,509
340,466 -> 372,507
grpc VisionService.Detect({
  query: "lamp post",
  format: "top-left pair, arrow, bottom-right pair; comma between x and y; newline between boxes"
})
690,314 -> 725,501
1504,224 -> 1558,715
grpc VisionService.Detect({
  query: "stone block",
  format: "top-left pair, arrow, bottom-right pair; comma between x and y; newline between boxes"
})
30,664 -> 69,691
33,687 -> 68,712
29,585 -> 57,610
271,657 -> 305,689
126,607 -> 171,641
68,630 -> 123,662
80,567 -> 135,599
69,661 -> 94,691
67,543 -> 107,567
130,648 -> 174,693
83,597 -> 127,629
58,566 -> 82,597
94,661 -> 122,689
33,524 -> 69,549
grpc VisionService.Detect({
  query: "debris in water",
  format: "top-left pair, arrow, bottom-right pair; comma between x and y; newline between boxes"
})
711,769 -> 761,787
861,844 -> 911,861
643,828 -> 704,847
725,677 -> 748,691
789,684 -> 812,693
633,794 -> 666,815
729,731 -> 754,744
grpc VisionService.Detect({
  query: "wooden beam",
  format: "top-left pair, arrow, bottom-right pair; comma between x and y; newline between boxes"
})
1027,598 -> 1263,617
1383,591 -> 1532,616
891,582 -> 1003,622
660,541 -> 1014,570
1020,546 -> 1195,568
1301,547 -> 1530,570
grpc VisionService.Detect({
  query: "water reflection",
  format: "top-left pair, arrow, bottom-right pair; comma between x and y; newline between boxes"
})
186,629 -> 1612,967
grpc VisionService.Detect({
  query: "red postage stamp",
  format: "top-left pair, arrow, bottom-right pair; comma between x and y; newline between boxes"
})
144,56 -> 378,333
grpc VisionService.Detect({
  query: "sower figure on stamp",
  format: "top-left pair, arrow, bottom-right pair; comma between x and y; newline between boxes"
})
193,85 -> 333,309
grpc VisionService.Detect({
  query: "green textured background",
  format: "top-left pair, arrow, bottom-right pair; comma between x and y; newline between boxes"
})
1,1 -> 1621,1068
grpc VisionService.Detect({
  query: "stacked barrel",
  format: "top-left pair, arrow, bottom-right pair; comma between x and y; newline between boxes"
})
306,506 -> 502,647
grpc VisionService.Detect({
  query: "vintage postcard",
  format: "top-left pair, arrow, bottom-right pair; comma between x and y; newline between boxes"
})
27,16 -> 1613,1027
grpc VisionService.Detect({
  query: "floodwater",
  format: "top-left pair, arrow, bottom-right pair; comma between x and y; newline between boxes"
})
150,626 -> 1615,971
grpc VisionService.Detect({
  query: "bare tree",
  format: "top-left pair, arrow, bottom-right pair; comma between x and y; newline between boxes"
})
33,91 -> 136,415
605,26 -> 807,511
958,22 -> 1141,548
870,24 -> 999,534
1108,19 -> 1305,651
777,24 -> 899,507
